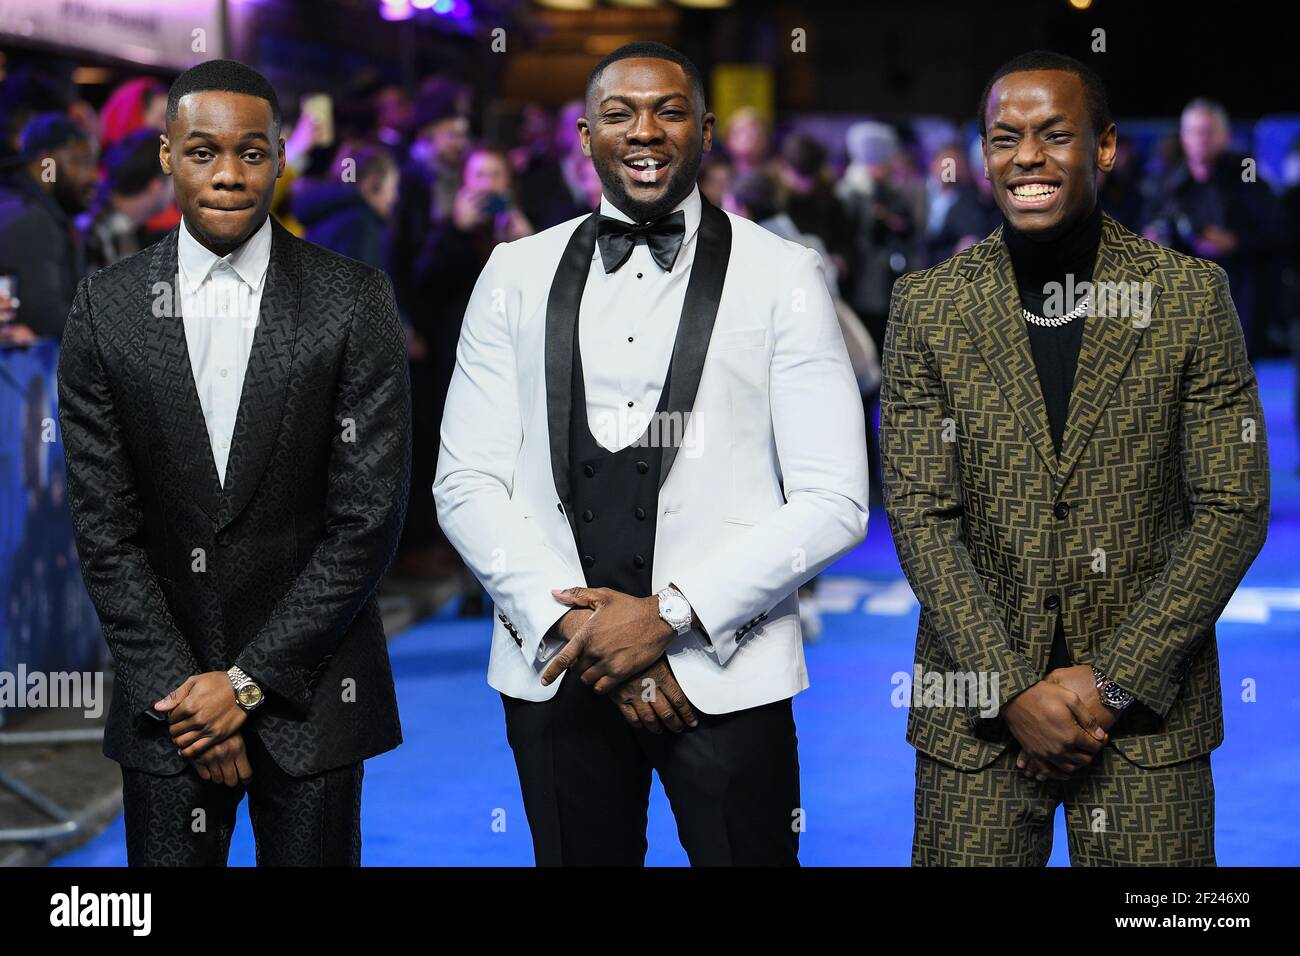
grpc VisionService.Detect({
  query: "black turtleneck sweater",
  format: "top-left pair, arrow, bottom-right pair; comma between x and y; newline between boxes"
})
1001,201 -> 1103,670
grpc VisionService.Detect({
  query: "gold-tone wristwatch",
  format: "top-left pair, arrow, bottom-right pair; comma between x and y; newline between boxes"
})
227,665 -> 264,712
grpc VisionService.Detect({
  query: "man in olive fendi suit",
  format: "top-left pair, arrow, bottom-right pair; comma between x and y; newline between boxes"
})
882,52 -> 1269,865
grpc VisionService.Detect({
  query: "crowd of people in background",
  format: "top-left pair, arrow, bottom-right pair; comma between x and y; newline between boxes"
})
3,63 -> 1300,611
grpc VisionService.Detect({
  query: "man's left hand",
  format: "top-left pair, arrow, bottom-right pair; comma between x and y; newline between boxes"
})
1012,665 -> 1117,782
156,672 -> 248,757
1047,664 -> 1119,735
541,587 -> 674,693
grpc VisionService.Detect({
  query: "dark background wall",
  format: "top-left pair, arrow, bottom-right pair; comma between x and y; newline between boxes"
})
1,0 -> 1289,121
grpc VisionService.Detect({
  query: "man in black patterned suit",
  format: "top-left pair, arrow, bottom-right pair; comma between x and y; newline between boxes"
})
58,60 -> 410,866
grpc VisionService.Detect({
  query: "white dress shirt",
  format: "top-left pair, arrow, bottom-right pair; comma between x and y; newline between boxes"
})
580,185 -> 702,452
177,215 -> 271,486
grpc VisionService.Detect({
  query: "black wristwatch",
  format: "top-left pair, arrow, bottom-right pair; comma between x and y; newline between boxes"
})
1092,666 -> 1134,712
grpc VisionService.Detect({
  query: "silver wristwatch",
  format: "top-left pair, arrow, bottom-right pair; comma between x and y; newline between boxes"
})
1093,666 -> 1134,712
656,585 -> 693,637
227,665 -> 264,712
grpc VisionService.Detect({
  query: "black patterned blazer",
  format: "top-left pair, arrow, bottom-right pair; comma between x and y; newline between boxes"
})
881,213 -> 1269,771
57,217 -> 409,777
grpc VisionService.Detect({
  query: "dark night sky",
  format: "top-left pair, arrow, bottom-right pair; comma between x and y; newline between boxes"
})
1,0 -> 1287,121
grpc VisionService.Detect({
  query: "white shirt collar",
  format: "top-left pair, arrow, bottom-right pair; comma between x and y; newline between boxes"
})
596,184 -> 702,267
178,214 -> 273,291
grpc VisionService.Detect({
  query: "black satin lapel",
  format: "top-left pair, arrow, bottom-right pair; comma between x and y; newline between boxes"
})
1054,215 -> 1159,495
546,213 -> 598,536
657,197 -> 732,489
143,228 -> 222,521
956,231 -> 1060,478
216,219 -> 299,532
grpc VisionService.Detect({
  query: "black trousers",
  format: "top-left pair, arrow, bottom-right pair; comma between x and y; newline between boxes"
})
502,669 -> 801,866
119,727 -> 364,866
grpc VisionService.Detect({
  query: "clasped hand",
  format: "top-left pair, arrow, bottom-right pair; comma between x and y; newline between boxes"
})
541,587 -> 675,693
540,588 -> 699,734
155,672 -> 252,786
1004,664 -> 1118,782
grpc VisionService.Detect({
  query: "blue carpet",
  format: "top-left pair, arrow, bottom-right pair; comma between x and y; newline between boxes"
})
55,358 -> 1300,866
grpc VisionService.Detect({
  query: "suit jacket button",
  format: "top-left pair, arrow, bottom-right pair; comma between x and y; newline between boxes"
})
636,460 -> 649,474
634,506 -> 646,520
583,509 -> 594,522
583,554 -> 596,568
583,464 -> 596,478
633,554 -> 645,569
1054,502 -> 1070,519
1044,594 -> 1061,611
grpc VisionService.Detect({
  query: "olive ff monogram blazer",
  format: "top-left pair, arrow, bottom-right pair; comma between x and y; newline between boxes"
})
881,213 -> 1269,772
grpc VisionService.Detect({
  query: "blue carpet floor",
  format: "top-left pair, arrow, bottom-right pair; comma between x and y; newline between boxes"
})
55,359 -> 1300,866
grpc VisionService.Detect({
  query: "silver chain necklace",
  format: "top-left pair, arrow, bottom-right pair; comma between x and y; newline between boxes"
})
1022,296 -> 1090,328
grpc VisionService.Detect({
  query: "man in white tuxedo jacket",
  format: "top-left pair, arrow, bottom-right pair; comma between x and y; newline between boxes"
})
433,41 -> 868,865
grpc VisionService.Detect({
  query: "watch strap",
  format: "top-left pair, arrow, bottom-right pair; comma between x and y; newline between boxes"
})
227,665 -> 263,710
657,585 -> 693,636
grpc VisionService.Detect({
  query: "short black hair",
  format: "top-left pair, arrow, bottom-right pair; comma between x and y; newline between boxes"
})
977,50 -> 1111,139
585,41 -> 706,113
166,59 -> 281,131
105,128 -> 164,196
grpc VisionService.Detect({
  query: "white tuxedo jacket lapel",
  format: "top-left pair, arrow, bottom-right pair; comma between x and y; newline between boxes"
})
434,201 -> 870,712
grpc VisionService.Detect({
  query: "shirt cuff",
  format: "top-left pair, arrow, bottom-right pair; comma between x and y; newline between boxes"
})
536,632 -> 567,664
668,581 -> 709,645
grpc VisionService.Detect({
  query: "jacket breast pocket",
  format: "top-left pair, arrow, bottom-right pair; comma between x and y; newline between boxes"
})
713,328 -> 768,352
712,328 -> 769,388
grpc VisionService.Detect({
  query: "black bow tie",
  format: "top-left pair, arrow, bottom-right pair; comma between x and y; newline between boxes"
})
596,211 -> 686,274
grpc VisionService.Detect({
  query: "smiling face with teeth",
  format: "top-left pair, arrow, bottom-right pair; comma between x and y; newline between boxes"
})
578,56 -> 715,223
981,69 -> 1116,240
